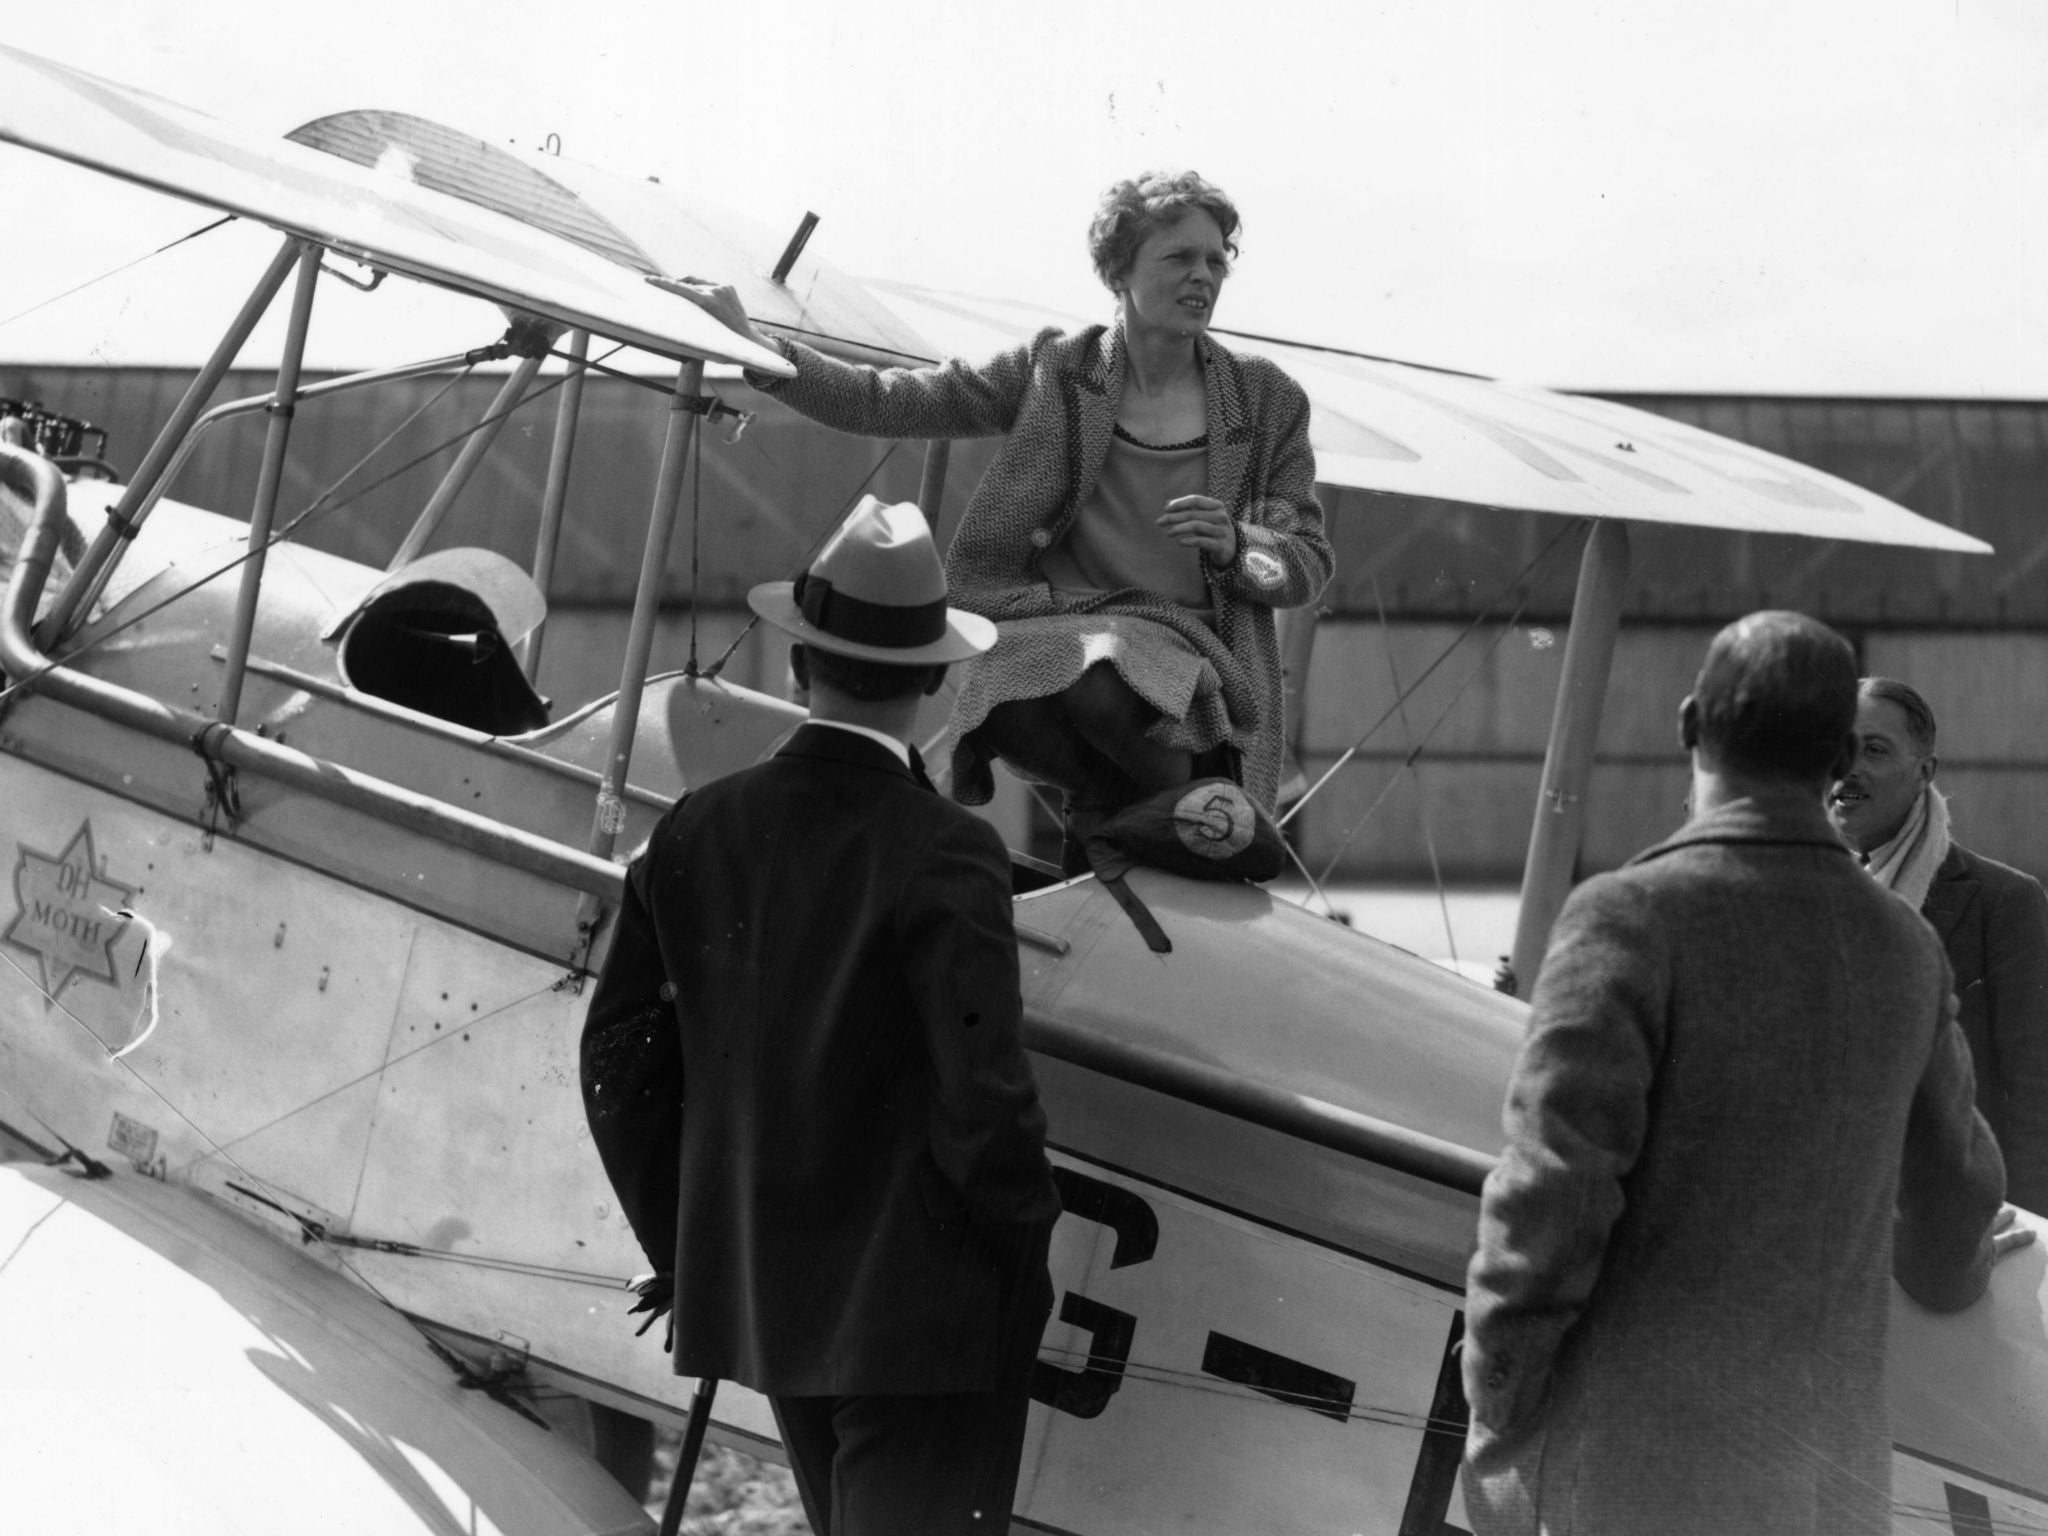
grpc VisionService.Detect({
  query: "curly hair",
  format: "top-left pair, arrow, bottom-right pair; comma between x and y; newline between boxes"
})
1088,171 -> 1241,292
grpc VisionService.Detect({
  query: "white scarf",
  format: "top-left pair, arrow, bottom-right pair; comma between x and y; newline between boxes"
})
1863,784 -> 1950,910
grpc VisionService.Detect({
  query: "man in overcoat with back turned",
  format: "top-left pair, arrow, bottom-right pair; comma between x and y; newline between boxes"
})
1462,611 -> 2029,1536
580,495 -> 1061,1535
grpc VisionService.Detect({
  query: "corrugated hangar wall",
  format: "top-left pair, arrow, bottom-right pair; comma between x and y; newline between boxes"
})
7,363 -> 2046,882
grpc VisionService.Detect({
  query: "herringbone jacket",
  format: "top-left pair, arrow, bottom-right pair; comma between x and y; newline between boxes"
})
752,324 -> 1332,809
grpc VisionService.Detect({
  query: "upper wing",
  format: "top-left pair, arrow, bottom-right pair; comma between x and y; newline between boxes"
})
0,43 -> 791,377
285,110 -> 936,372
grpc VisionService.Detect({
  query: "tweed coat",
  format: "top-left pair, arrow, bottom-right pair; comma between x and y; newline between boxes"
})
579,724 -> 1061,1395
1923,840 -> 2048,1214
751,326 -> 1332,810
1462,796 -> 2005,1536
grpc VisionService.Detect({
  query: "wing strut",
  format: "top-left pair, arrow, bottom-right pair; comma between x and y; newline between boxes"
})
523,329 -> 591,681
587,359 -> 708,862
40,237 -> 302,644
219,244 -> 322,726
389,346 -> 552,569
1506,517 -> 1632,995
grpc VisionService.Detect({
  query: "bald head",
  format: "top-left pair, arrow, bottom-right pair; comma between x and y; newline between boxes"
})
1683,611 -> 1859,784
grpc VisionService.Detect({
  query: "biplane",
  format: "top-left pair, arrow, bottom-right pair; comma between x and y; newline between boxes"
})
0,42 -> 2043,1536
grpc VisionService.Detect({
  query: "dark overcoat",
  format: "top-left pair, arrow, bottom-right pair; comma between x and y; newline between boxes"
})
750,326 -> 1332,810
580,724 -> 1061,1396
1923,840 -> 2048,1213
1462,797 -> 2005,1536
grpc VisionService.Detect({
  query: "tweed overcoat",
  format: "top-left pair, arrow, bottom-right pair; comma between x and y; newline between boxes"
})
579,724 -> 1061,1395
1923,840 -> 2048,1214
750,326 -> 1332,810
1462,797 -> 2005,1536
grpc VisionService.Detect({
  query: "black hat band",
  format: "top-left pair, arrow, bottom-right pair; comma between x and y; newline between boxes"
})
796,571 -> 949,648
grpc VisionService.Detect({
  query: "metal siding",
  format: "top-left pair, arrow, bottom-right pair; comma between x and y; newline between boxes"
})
15,366 -> 2048,879
17,364 -> 2047,625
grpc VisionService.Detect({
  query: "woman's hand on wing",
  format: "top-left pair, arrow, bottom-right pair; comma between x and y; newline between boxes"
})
1159,495 -> 1238,566
650,276 -> 775,353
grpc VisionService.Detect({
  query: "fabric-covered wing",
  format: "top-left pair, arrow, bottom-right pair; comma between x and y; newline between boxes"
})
0,1163 -> 650,1534
287,111 -> 935,371
0,44 -> 791,377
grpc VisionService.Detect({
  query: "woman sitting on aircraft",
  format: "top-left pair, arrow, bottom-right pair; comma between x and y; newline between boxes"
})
671,172 -> 1331,867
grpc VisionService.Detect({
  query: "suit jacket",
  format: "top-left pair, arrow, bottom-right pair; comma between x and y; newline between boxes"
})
752,326 -> 1332,810
580,724 -> 1060,1396
1923,840 -> 2048,1213
1462,797 -> 2004,1536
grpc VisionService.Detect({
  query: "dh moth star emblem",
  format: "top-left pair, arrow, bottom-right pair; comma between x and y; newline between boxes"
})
5,820 -> 137,1001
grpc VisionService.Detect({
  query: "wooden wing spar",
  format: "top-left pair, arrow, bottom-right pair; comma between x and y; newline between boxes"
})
0,43 -> 794,377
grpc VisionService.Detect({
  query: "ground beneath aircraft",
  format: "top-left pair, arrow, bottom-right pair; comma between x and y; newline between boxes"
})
655,1439 -> 804,1533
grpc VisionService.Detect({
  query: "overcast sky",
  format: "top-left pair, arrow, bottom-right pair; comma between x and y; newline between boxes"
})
2,0 -> 2044,396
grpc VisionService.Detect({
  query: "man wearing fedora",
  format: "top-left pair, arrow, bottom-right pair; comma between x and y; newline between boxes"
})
581,495 -> 1061,1535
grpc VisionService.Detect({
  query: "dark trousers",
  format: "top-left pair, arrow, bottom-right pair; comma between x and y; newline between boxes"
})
976,663 -> 1240,874
769,1381 -> 1034,1536
974,662 -> 1193,811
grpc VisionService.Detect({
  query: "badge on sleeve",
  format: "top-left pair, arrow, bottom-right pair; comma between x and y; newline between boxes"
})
1242,548 -> 1286,590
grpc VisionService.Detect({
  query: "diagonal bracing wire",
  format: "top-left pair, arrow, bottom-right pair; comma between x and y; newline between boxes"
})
0,938 -> 636,1310
0,342 -> 627,711
0,217 -> 235,333
1279,517 -> 1581,832
1309,534 -> 1574,887
700,439 -> 907,681
1372,573 -> 1459,968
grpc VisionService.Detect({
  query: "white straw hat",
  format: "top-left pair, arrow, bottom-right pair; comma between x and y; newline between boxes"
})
747,496 -> 995,664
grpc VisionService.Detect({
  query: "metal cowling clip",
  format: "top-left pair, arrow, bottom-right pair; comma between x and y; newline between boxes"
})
674,392 -> 752,443
192,720 -> 242,843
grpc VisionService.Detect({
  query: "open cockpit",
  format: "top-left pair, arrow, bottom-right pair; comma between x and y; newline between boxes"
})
329,549 -> 551,737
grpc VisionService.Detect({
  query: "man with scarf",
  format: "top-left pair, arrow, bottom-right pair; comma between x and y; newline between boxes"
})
1830,675 -> 2048,1213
